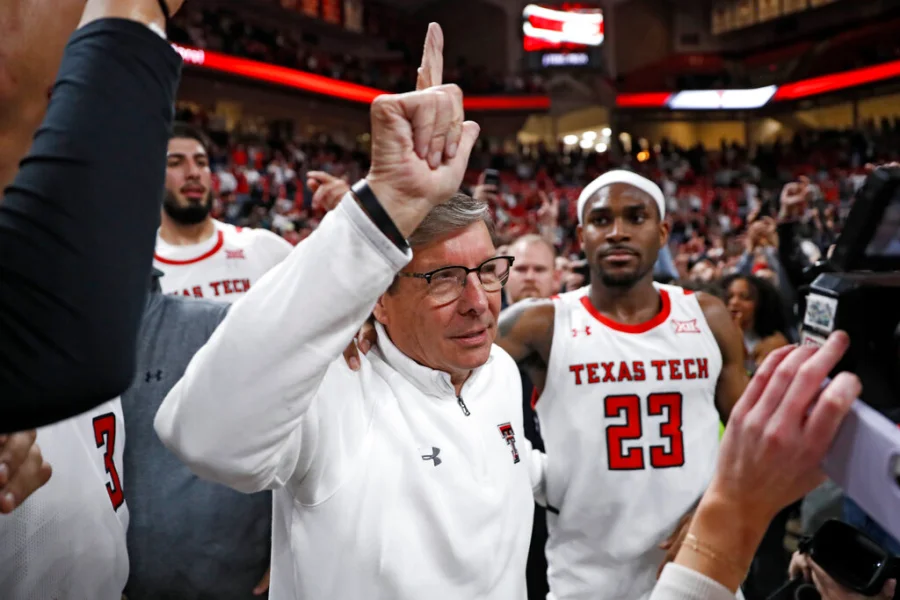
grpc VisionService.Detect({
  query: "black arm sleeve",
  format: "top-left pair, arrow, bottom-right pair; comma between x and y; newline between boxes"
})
0,19 -> 182,431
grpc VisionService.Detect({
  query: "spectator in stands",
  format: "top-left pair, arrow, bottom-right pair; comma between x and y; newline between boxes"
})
504,234 -> 560,308
722,274 -> 790,375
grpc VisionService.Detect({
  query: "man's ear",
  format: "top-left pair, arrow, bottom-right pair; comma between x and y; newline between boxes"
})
659,219 -> 670,248
373,293 -> 389,326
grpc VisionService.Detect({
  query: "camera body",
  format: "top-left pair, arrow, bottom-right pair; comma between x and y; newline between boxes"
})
767,520 -> 899,599
799,167 -> 900,544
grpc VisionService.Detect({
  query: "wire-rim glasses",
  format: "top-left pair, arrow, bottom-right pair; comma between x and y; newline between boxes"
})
396,256 -> 515,303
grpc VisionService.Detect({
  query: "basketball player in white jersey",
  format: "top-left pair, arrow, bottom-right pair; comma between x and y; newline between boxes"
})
0,398 -> 129,598
497,170 -> 748,600
154,123 -> 292,302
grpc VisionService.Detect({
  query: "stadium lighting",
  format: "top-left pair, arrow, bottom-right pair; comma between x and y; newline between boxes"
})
579,139 -> 594,149
563,135 -> 579,145
170,43 -> 551,111
582,131 -> 597,141
595,143 -> 608,153
601,127 -> 612,137
616,57 -> 900,110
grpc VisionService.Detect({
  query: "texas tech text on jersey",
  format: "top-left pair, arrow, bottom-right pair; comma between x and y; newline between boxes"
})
154,221 -> 292,303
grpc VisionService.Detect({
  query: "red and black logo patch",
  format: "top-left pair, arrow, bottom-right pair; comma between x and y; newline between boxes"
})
498,423 -> 520,464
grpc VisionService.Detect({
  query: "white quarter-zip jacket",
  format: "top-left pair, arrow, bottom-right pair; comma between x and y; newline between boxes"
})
155,195 -> 537,600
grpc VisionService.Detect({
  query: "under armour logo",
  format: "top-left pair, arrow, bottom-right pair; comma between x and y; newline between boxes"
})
572,326 -> 592,337
672,319 -> 701,334
421,447 -> 442,467
225,249 -> 245,260
145,370 -> 163,383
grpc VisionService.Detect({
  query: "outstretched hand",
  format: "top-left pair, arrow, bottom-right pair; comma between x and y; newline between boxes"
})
706,332 -> 858,526
307,171 -> 350,212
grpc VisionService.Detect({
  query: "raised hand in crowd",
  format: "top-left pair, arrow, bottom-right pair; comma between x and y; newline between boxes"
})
308,170 -> 350,212
746,216 -> 779,253
557,256 -> 586,292
472,171 -> 501,206
0,431 -> 52,513
536,190 -> 560,244
779,175 -> 811,221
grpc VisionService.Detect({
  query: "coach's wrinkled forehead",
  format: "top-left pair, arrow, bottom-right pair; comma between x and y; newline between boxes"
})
581,183 -> 661,223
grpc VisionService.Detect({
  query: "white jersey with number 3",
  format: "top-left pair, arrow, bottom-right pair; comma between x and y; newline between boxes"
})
154,221 -> 292,303
538,283 -> 723,600
0,399 -> 129,599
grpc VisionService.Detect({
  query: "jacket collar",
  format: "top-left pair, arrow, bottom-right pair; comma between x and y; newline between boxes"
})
373,321 -> 493,399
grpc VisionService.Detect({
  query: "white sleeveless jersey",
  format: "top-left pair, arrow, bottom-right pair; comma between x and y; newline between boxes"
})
154,221 -> 293,303
0,398 -> 129,599
539,283 -> 723,600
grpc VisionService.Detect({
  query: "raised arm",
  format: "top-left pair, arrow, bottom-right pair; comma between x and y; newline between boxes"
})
697,292 -> 748,423
155,80 -> 481,493
0,1 -> 182,431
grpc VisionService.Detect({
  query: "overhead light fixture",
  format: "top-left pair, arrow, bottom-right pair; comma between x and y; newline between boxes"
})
563,134 -> 579,145
601,127 -> 611,136
595,143 -> 607,153
637,151 -> 650,162
582,131 -> 597,141
579,139 -> 593,149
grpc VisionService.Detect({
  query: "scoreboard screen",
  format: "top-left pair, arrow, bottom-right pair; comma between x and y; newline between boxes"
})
522,3 -> 604,70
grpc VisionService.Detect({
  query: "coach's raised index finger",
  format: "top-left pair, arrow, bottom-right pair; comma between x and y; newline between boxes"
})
416,22 -> 444,91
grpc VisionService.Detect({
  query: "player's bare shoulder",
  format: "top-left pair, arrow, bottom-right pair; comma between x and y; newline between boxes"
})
497,298 -> 556,364
694,290 -> 744,356
693,291 -> 731,331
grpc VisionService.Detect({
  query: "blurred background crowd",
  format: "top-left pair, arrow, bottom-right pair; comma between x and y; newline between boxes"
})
165,0 -> 900,596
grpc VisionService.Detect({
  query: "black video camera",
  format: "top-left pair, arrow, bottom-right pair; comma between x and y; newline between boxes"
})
768,520 -> 899,600
801,167 -> 900,417
798,167 -> 900,542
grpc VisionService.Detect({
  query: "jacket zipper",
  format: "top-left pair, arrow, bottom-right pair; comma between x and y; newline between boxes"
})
457,395 -> 471,416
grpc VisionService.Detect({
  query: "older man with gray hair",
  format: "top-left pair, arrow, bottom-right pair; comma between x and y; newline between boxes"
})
155,25 -> 541,600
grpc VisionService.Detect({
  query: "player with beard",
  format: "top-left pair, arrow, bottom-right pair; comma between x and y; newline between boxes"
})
154,123 -> 292,302
496,170 -> 748,600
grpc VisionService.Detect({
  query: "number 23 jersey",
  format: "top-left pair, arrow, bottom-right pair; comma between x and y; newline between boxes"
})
537,284 -> 723,600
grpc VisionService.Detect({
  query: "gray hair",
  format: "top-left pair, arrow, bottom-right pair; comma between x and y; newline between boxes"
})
408,192 -> 494,248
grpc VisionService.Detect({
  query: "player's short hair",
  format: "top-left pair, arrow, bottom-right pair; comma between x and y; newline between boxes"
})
170,122 -> 210,155
408,192 -> 494,249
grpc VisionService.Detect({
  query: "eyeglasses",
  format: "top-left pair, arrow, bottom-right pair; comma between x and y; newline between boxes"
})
397,256 -> 515,303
